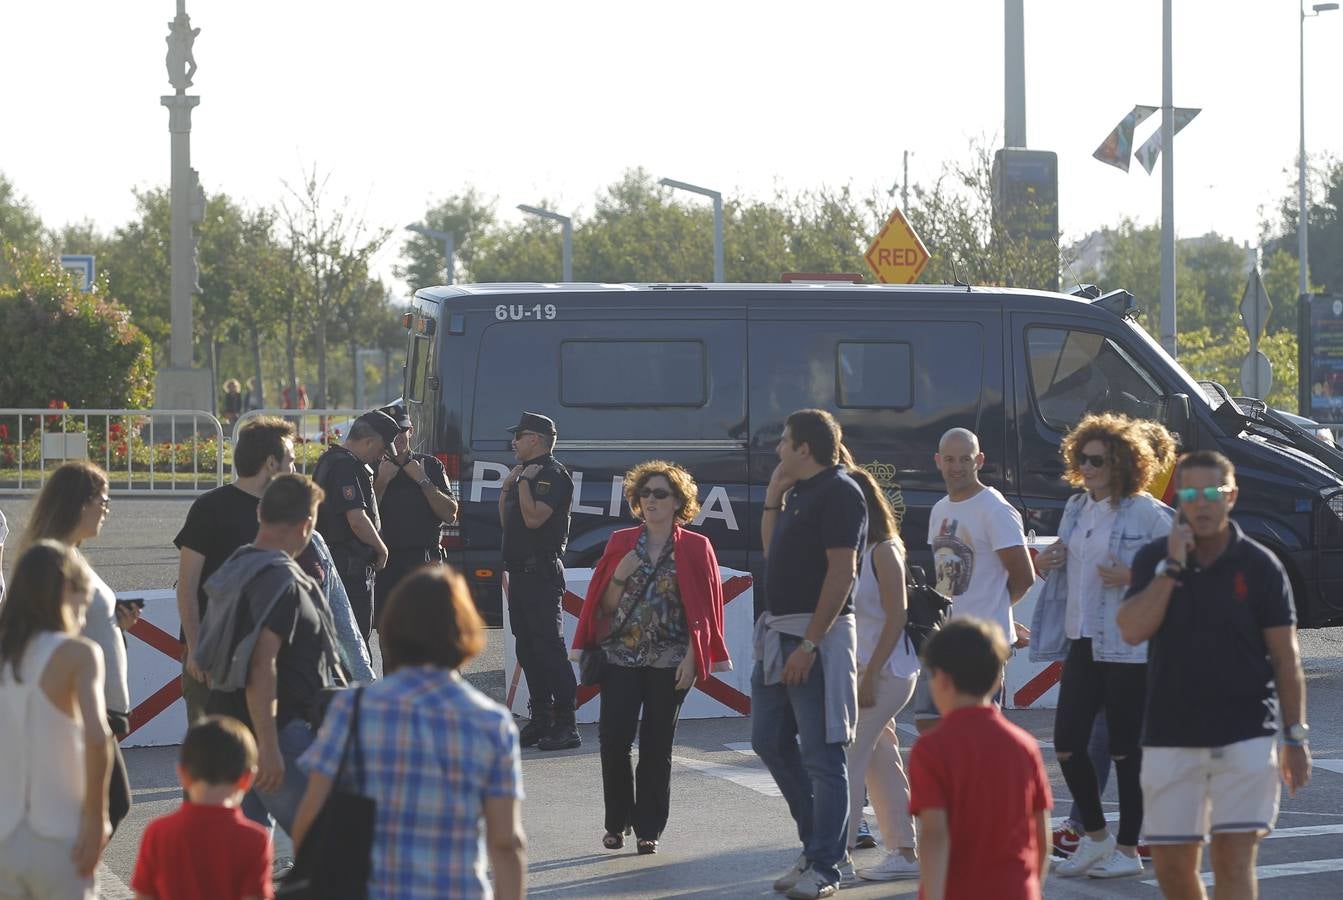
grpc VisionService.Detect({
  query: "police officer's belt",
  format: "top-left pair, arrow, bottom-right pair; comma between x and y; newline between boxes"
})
505,556 -> 559,574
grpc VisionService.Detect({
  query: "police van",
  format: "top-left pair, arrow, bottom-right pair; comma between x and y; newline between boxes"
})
399,282 -> 1343,627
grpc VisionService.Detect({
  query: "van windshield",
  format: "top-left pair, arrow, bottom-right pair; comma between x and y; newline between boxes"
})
1121,317 -> 1210,408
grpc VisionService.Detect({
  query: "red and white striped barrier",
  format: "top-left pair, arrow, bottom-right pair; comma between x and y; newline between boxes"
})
1005,535 -> 1061,710
116,589 -> 189,747
503,567 -> 754,723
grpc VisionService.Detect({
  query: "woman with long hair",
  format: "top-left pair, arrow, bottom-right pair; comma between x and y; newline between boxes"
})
571,460 -> 731,855
842,465 -> 922,882
0,541 -> 115,896
19,461 -> 137,833
293,567 -> 526,900
1031,414 -> 1175,878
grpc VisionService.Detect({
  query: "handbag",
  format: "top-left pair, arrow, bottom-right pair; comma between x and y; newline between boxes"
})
277,688 -> 375,900
903,564 -> 952,655
578,545 -> 670,686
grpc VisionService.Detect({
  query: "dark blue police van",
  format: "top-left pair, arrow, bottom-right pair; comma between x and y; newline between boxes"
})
400,282 -> 1343,628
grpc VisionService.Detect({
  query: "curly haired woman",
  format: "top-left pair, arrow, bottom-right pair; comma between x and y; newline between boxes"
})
1031,414 -> 1176,879
571,461 -> 731,855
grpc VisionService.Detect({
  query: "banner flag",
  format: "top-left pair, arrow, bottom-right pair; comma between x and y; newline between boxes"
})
1093,105 -> 1158,172
1135,107 -> 1201,174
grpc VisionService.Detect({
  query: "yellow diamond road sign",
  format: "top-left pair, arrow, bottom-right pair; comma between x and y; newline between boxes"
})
864,208 -> 930,284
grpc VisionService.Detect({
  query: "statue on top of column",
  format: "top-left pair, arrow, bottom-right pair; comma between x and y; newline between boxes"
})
165,11 -> 200,93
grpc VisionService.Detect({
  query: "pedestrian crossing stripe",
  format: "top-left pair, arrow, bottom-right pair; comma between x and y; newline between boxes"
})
1141,857 -> 1343,887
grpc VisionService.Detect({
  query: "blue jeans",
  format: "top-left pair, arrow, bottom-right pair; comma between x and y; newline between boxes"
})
751,637 -> 849,886
242,718 -> 316,837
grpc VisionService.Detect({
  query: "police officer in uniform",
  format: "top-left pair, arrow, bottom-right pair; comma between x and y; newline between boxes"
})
374,403 -> 459,620
499,411 -> 579,751
313,409 -> 399,641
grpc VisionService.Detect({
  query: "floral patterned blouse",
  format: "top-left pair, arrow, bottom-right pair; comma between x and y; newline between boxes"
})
602,527 -> 688,669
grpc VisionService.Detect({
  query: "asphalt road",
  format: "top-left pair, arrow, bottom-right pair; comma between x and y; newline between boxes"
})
3,495 -> 1342,898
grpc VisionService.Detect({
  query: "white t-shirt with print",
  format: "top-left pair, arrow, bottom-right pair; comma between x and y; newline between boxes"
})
927,486 -> 1025,644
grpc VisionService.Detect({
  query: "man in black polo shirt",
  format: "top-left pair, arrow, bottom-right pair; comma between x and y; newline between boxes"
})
1119,450 -> 1310,900
499,411 -> 578,751
753,409 -> 866,900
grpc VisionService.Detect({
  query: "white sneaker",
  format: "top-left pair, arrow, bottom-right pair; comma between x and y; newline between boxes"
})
773,852 -> 808,892
1087,848 -> 1144,878
1054,833 -> 1116,877
785,867 -> 838,900
858,851 -> 921,881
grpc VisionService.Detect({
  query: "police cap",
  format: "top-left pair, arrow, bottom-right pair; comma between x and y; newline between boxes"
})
378,403 -> 412,431
506,411 -> 557,436
355,410 -> 401,446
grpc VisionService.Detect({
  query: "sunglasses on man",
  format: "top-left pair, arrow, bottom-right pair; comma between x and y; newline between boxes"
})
1174,486 -> 1233,504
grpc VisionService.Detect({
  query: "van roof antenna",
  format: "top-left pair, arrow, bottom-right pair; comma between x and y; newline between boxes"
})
950,255 -> 969,289
1062,249 -> 1084,296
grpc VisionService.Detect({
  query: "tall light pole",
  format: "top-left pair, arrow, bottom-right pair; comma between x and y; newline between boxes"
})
1160,0 -> 1177,356
516,205 -> 572,281
405,225 -> 455,285
1005,0 -> 1026,148
1300,2 -> 1338,296
659,178 -> 725,283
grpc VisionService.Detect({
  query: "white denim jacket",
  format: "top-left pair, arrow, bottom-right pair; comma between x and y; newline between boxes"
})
1029,491 -> 1173,664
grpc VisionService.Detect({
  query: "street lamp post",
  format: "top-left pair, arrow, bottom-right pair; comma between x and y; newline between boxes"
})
659,178 -> 724,283
516,205 -> 572,282
405,225 -> 455,285
1300,1 -> 1338,296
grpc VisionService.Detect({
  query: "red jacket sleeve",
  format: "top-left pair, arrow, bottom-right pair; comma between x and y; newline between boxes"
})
571,529 -> 638,652
678,529 -> 731,681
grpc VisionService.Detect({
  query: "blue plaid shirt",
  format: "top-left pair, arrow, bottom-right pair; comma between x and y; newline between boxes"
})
300,667 -> 523,899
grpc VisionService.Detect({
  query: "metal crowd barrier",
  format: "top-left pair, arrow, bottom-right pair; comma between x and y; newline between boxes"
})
0,409 -> 225,495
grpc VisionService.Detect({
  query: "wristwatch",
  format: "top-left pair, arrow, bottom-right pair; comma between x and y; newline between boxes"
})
800,639 -> 818,655
1284,723 -> 1310,746
1154,558 -> 1184,581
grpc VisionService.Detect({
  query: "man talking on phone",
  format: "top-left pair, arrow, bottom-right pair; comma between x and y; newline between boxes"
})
1118,450 -> 1309,900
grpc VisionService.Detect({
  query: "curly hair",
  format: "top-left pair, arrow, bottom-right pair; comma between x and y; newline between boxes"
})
623,460 -> 701,524
1060,413 -> 1176,501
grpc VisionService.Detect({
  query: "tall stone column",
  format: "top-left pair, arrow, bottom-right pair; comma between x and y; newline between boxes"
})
154,2 -> 213,412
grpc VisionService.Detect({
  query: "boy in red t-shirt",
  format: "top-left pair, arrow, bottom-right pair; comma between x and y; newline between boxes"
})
909,618 -> 1052,900
133,716 -> 273,900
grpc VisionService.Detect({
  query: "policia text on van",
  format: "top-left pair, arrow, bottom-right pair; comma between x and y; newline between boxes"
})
396,281 -> 1343,630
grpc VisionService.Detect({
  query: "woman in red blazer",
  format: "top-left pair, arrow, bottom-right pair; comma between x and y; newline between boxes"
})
571,460 -> 731,855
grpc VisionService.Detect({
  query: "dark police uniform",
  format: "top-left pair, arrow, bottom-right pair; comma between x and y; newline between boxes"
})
377,451 -> 454,613
314,442 -> 382,640
502,417 -> 576,726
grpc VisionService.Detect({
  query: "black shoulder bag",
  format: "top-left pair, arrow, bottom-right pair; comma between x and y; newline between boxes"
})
278,688 -> 375,900
902,564 -> 952,655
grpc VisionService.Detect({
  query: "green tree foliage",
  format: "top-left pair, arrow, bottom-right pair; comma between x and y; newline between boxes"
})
396,189 -> 496,293
1177,326 -> 1297,410
1264,155 -> 1343,297
0,249 -> 154,408
1,173 -> 46,284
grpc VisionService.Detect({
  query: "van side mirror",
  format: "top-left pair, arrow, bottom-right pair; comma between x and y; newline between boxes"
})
1166,393 -> 1192,445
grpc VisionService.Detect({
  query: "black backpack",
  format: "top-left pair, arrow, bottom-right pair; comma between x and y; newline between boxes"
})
902,564 -> 952,655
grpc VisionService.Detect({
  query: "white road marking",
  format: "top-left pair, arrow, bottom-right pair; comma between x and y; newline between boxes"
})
672,755 -> 781,797
96,862 -> 134,899
1310,758 -> 1343,775
1142,857 -> 1343,887
1265,824 -> 1343,839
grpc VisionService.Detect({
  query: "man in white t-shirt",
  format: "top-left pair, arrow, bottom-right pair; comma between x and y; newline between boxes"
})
914,428 -> 1035,733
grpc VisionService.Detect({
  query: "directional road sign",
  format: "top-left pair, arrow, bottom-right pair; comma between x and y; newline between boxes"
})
59,254 -> 95,292
1240,267 -> 1272,341
864,208 -> 930,284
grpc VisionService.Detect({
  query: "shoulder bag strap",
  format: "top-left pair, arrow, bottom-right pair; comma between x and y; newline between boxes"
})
332,687 -> 364,789
607,544 -> 673,642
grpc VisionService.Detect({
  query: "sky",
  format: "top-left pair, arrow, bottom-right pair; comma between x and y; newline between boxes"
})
3,0 -> 1340,296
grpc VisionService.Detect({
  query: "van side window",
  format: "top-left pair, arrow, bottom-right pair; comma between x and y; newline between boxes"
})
836,342 -> 912,409
1027,327 -> 1165,431
407,335 -> 431,402
560,340 -> 705,406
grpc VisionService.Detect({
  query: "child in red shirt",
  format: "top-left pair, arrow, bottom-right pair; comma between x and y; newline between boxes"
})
909,618 -> 1052,900
133,716 -> 273,900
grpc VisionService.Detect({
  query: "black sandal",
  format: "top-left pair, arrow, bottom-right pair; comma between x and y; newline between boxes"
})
637,839 -> 658,855
602,832 -> 624,850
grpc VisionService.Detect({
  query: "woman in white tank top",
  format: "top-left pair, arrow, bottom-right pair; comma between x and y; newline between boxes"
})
844,466 -> 922,882
0,540 -> 115,898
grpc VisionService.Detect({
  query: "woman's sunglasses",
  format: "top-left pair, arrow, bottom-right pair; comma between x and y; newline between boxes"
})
638,487 -> 672,500
1175,486 -> 1233,504
1075,453 -> 1107,469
